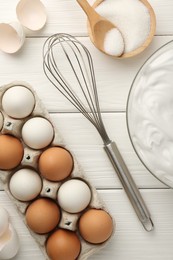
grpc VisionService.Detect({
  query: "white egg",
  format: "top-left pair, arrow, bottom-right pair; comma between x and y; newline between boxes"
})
0,207 -> 9,236
22,117 -> 54,149
9,168 -> 42,201
57,179 -> 91,213
0,112 -> 3,131
2,86 -> 35,119
0,223 -> 19,260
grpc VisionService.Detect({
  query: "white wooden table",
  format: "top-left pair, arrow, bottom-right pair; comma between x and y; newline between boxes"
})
0,0 -> 173,259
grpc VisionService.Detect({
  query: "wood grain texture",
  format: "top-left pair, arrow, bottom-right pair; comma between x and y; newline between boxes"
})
0,112 -> 165,191
94,189 -> 173,260
0,36 -> 173,112
0,0 -> 173,259
0,189 -> 173,260
49,113 -> 165,189
0,0 -> 173,36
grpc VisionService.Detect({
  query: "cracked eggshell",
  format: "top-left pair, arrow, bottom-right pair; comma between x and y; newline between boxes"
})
0,223 -> 19,260
16,0 -> 47,31
0,207 -> 9,237
0,21 -> 25,54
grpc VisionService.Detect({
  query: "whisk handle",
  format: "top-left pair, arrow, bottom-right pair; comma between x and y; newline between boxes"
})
104,141 -> 154,232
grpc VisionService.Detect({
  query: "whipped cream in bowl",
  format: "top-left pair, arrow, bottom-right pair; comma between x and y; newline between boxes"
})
127,41 -> 173,188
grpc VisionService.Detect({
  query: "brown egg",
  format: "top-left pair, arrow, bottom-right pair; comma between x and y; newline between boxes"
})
78,209 -> 113,244
25,198 -> 60,234
0,135 -> 24,170
38,147 -> 73,181
46,229 -> 81,260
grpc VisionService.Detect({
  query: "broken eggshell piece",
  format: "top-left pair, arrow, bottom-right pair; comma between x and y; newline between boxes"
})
0,224 -> 19,260
0,207 -> 19,260
0,21 -> 25,54
16,0 -> 47,31
0,207 -> 9,237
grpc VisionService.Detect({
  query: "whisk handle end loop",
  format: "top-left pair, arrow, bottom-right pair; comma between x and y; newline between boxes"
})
104,141 -> 154,232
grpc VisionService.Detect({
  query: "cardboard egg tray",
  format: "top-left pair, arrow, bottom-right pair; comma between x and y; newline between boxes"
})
0,81 -> 114,260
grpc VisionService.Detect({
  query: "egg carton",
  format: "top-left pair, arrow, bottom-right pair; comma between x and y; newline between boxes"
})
0,81 -> 114,260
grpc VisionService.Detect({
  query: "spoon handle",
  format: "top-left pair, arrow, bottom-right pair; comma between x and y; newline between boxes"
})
76,0 -> 100,23
104,141 -> 154,232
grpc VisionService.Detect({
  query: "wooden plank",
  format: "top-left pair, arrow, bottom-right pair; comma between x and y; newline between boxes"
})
0,36 -> 173,113
50,112 -> 166,189
0,113 -> 165,190
94,189 -> 173,260
0,0 -> 173,36
0,1 -> 172,260
0,189 -> 173,260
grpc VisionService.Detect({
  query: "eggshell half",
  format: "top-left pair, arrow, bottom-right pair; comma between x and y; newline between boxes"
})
16,0 -> 47,31
0,22 -> 25,54
0,207 -> 9,237
0,224 -> 19,259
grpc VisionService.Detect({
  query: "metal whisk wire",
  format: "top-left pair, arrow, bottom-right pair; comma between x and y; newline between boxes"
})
43,33 -> 154,232
43,33 -> 110,144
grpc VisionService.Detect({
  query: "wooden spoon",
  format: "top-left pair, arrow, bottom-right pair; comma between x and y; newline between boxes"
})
90,0 -> 156,58
76,0 -> 124,56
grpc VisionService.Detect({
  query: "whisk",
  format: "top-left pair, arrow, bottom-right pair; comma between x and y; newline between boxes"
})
43,33 -> 154,231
